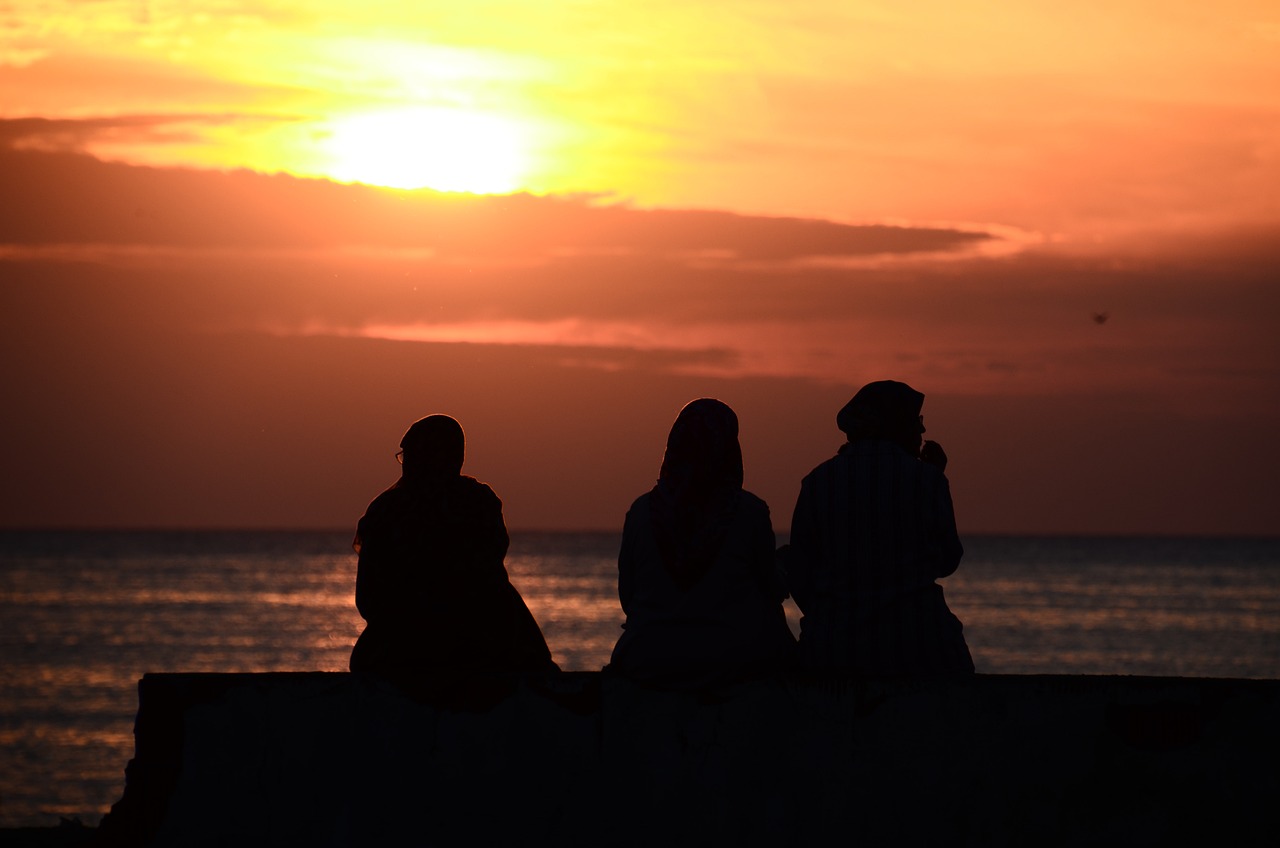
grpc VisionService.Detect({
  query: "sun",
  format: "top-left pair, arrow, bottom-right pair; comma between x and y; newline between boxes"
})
323,107 -> 530,193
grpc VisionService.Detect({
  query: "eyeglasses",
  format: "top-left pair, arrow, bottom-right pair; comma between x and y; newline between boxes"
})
394,450 -> 404,465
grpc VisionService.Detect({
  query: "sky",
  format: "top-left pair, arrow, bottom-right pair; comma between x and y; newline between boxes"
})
2,1 -> 1278,535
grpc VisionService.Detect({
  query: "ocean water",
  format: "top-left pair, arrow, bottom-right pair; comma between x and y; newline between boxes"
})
1,529 -> 1279,828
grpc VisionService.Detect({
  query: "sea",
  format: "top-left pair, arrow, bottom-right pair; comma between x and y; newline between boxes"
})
2,529 -> 1279,828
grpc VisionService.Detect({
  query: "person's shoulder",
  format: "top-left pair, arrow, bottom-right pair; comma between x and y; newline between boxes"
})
872,444 -> 946,481
626,490 -> 654,515
356,483 -> 410,534
619,492 -> 654,540
801,453 -> 842,485
457,475 -> 502,502
363,483 -> 406,513
737,488 -> 770,515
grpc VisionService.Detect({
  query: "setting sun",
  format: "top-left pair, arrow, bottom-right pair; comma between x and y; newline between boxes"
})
323,108 -> 530,193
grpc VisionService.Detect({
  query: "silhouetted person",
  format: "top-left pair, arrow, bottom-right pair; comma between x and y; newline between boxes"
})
350,415 -> 557,683
787,381 -> 974,675
609,399 -> 795,689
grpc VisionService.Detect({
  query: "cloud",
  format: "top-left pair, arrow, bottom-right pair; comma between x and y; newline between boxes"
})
0,114 -> 272,153
6,1 -> 1278,241
3,5 -> 1279,534
1,151 -> 1277,534
0,143 -> 996,258
2,147 -> 1276,396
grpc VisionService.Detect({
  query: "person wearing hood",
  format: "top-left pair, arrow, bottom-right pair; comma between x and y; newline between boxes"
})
787,381 -> 974,676
350,414 -> 557,679
609,398 -> 795,689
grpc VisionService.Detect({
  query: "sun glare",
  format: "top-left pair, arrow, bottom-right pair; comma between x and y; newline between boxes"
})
324,108 -> 529,193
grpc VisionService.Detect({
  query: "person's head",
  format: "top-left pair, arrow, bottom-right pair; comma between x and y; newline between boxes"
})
659,398 -> 744,491
836,380 -> 926,454
398,414 -> 465,479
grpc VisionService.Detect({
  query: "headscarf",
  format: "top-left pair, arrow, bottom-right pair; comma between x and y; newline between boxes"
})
649,398 -> 744,589
399,414 -> 466,481
353,414 -> 468,554
835,380 -> 925,442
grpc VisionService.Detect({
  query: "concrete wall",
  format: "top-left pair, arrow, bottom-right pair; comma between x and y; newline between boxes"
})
97,672 -> 1280,846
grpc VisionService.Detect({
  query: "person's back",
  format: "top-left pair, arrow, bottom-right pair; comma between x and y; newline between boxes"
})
788,381 -> 973,676
609,399 -> 795,689
350,415 -> 557,678
611,487 -> 792,688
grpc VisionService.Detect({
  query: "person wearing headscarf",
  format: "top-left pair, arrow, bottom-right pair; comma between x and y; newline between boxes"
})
609,399 -> 795,689
350,415 -> 557,679
787,380 -> 974,675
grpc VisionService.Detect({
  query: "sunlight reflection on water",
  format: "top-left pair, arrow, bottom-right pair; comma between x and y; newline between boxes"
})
1,530 -> 1278,827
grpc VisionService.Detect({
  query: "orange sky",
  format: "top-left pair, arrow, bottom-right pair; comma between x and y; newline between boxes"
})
1,3 -> 1278,534
5,1 -> 1279,233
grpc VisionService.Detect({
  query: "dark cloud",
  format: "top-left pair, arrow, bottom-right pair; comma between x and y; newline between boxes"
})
551,345 -> 740,373
2,148 -> 1278,533
0,114 -> 285,153
0,141 -> 991,258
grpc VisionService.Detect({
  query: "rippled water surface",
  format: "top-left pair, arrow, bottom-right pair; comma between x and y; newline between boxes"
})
2,530 -> 1278,827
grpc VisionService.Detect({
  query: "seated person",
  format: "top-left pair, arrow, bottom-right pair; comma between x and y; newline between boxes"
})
788,380 -> 974,676
350,415 -> 557,680
609,398 -> 795,689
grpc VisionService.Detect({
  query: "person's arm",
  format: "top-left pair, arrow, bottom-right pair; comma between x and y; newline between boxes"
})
353,513 -> 381,621
353,495 -> 419,622
474,484 -> 512,583
920,439 -> 948,471
919,441 -> 962,578
787,478 -> 817,611
617,506 -> 638,615
934,475 -> 963,579
751,497 -> 788,603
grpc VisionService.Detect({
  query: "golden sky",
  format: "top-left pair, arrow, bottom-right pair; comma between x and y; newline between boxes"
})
2,2 -> 1279,534
5,1 -> 1279,234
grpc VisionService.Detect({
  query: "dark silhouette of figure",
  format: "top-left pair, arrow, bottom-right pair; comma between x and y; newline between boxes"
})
787,381 -> 974,675
350,415 -> 557,682
609,399 -> 795,688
